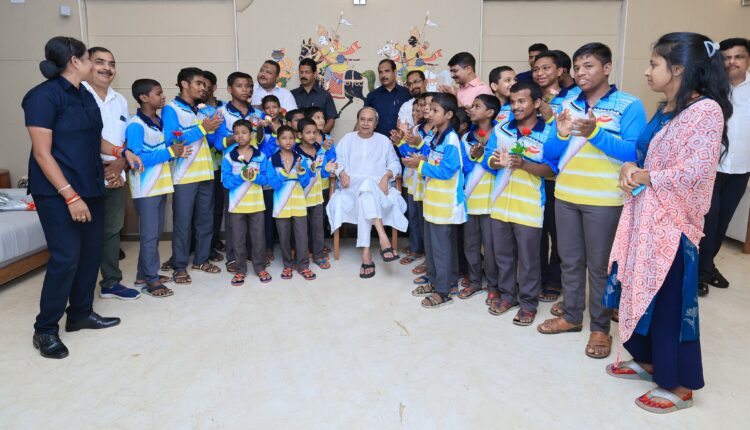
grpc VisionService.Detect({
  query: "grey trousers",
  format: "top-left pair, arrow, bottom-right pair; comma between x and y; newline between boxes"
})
424,221 -> 458,295
228,211 -> 266,275
276,216 -> 309,270
491,219 -> 542,311
407,195 -> 424,254
133,194 -> 167,284
223,189 -> 235,262
555,199 -> 621,333
307,203 -> 325,260
464,214 -> 498,290
99,186 -> 125,289
172,180 -> 214,271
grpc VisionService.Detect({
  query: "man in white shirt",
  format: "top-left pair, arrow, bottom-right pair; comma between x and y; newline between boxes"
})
397,70 -> 428,129
250,60 -> 298,111
699,37 -> 750,296
82,47 -> 141,300
327,107 -> 408,278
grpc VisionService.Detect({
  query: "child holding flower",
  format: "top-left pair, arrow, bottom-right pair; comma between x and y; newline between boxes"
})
222,119 -> 273,286
127,79 -> 189,297
473,81 -> 566,325
457,94 -> 501,301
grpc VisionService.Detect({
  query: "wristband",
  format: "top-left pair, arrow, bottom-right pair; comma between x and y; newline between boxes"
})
57,184 -> 72,194
65,193 -> 81,205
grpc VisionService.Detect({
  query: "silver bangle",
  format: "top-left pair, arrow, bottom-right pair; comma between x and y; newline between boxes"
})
57,184 -> 72,194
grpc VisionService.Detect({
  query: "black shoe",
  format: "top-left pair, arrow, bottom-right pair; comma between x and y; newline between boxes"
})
698,282 -> 709,297
33,333 -> 69,359
711,268 -> 729,289
65,312 -> 121,332
119,248 -> 126,260
214,241 -> 226,252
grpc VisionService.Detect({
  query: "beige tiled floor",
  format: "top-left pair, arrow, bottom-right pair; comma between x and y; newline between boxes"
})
1,239 -> 749,429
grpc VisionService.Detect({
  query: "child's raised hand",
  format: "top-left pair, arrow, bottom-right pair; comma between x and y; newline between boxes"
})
325,160 -> 337,173
389,129 -> 403,144
397,120 -> 410,135
508,154 -> 524,170
470,143 -> 485,160
572,109 -> 597,138
403,131 -> 421,146
401,155 -> 420,169
539,100 -> 554,122
171,142 -> 186,158
295,157 -> 305,174
283,157 -> 292,172
556,109 -> 574,137
489,148 -> 509,169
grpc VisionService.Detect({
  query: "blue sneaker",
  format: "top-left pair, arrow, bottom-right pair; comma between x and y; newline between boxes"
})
100,283 -> 141,301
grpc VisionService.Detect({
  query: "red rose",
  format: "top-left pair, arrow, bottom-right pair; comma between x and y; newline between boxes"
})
173,131 -> 184,137
521,127 -> 532,136
477,129 -> 488,138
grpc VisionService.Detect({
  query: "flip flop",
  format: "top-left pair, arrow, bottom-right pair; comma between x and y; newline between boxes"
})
536,317 -> 583,334
399,252 -> 424,265
606,360 -> 654,382
413,275 -> 429,285
141,284 -> 173,298
635,388 -> 693,414
380,247 -> 399,262
359,263 -> 375,279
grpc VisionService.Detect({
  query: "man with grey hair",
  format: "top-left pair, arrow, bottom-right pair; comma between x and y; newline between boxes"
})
327,107 -> 408,278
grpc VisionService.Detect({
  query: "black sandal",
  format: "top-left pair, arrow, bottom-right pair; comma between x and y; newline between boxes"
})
380,247 -> 399,262
421,293 -> 453,309
360,262 -> 376,279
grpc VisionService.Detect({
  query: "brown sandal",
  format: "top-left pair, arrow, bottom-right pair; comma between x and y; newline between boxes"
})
191,262 -> 222,274
585,331 -> 613,359
411,284 -> 434,297
536,317 -> 583,334
513,309 -> 537,326
411,263 -> 427,275
488,300 -> 519,316
172,271 -> 192,285
458,286 -> 484,299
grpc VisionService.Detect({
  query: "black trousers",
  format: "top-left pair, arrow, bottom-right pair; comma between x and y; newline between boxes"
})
211,171 -> 224,248
34,195 -> 105,335
698,172 -> 750,278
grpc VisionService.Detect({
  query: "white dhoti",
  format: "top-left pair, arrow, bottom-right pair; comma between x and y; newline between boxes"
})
327,177 -> 408,247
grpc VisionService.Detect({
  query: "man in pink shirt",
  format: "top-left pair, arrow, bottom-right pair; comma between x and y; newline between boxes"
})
439,52 -> 493,107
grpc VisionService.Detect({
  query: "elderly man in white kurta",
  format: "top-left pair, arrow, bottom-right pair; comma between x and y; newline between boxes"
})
327,107 -> 408,278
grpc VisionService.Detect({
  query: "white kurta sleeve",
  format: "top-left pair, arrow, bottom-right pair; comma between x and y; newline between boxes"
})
335,134 -> 350,176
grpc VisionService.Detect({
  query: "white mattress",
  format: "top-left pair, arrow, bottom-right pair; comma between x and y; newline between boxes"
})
0,189 -> 47,267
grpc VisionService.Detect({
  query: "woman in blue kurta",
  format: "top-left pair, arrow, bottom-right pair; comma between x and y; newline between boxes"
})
22,37 -> 141,359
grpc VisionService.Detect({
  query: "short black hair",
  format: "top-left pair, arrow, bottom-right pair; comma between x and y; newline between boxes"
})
489,66 -> 514,84
573,42 -> 613,65
406,69 -> 426,81
176,67 -> 204,92
264,60 -> 281,76
534,51 -> 562,68
448,52 -> 476,70
88,46 -> 113,57
510,80 -> 542,101
285,109 -> 303,122
227,71 -> 252,87
378,58 -> 397,71
473,94 -> 501,119
528,43 -> 549,53
202,70 -> 217,86
551,50 -> 572,72
261,94 -> 280,108
455,107 -> 470,127
304,106 -> 324,119
720,37 -> 750,54
299,58 -> 318,73
276,125 -> 295,138
297,118 -> 317,133
132,78 -> 161,105
232,119 -> 253,132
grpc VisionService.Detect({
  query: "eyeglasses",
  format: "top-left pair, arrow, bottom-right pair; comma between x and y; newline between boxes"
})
407,79 -> 424,86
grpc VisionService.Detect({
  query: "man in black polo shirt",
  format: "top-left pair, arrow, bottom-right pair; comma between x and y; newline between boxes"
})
364,59 -> 411,136
516,43 -> 548,82
291,58 -> 338,133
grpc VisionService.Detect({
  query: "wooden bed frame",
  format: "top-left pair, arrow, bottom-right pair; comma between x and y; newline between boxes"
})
0,249 -> 49,285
